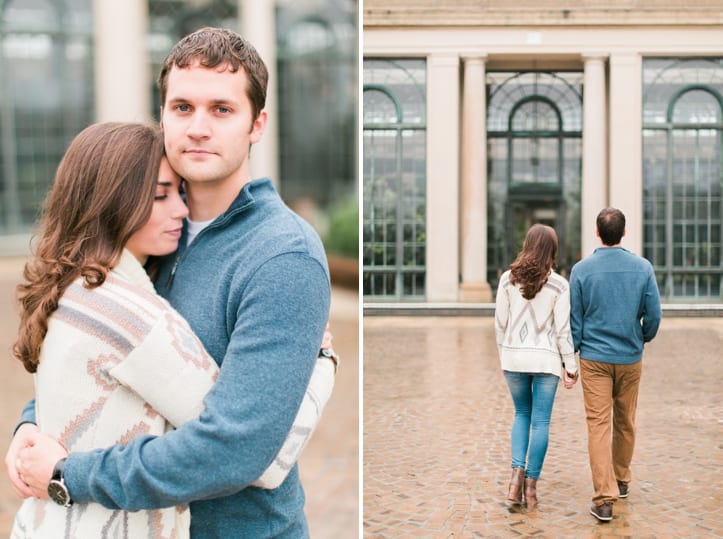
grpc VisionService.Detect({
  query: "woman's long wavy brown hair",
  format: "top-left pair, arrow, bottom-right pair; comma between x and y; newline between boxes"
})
509,224 -> 558,300
14,122 -> 165,373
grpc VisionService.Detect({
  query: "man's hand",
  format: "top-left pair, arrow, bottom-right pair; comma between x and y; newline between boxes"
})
5,423 -> 40,498
16,431 -> 68,499
321,321 -> 333,349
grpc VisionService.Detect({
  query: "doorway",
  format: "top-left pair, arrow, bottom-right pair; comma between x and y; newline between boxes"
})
486,70 -> 583,291
505,198 -> 572,278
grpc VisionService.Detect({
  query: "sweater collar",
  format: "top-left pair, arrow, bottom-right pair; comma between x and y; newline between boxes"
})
226,177 -> 275,214
594,246 -> 629,255
112,249 -> 156,294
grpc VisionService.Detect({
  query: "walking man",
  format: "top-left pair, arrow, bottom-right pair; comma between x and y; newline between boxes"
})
570,207 -> 662,522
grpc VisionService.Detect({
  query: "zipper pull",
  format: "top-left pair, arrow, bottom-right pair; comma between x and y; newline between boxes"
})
165,257 -> 179,289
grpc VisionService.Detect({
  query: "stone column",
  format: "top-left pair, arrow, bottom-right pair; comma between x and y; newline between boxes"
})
426,53 -> 460,301
459,55 -> 492,301
581,54 -> 608,257
93,0 -> 149,122
609,53 -> 643,254
240,0 -> 278,184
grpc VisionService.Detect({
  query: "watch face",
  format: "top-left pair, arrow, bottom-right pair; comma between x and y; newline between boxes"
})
48,480 -> 70,506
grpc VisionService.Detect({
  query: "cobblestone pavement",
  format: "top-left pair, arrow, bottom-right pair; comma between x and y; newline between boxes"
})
0,257 -> 359,538
364,316 -> 722,538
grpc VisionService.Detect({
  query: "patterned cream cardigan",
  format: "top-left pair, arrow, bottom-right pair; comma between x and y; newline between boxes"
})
495,269 -> 577,378
12,250 -> 335,539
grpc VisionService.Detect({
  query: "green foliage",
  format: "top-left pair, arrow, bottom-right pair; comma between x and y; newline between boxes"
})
325,196 -> 359,258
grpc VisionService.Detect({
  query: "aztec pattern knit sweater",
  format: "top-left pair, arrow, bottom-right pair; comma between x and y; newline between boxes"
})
12,250 -> 218,539
495,269 -> 577,377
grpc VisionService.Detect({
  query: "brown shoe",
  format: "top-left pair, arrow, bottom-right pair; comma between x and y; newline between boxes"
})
507,467 -> 525,504
524,477 -> 538,510
590,501 -> 613,521
617,481 -> 629,498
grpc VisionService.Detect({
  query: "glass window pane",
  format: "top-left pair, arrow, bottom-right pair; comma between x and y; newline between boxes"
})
276,2 -> 357,208
672,89 -> 721,124
363,58 -> 426,300
643,57 -> 723,301
1,0 -> 93,233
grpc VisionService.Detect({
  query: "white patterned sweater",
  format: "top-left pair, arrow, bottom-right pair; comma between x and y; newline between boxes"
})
12,251 -> 218,539
494,270 -> 577,378
12,250 -> 336,539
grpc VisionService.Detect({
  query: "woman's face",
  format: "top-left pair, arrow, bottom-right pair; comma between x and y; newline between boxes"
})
125,157 -> 188,264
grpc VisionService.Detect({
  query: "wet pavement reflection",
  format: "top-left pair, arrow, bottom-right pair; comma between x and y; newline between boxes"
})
364,316 -> 722,538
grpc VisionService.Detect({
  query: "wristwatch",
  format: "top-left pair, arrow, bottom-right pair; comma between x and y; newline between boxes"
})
318,348 -> 340,373
47,458 -> 73,507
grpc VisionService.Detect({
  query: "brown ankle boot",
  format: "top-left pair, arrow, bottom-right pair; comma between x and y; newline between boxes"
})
507,467 -> 525,504
524,477 -> 538,510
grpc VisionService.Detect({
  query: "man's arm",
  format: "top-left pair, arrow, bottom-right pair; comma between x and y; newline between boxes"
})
13,398 -> 36,434
641,265 -> 662,342
62,253 -> 329,510
569,269 -> 583,352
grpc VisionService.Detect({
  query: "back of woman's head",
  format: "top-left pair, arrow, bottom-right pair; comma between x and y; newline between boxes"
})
14,122 -> 164,373
509,224 -> 558,300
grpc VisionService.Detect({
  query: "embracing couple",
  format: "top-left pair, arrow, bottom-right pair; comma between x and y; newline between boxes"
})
495,208 -> 662,522
5,27 -> 337,538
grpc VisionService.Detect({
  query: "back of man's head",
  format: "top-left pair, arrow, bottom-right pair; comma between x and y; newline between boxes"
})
596,207 -> 625,246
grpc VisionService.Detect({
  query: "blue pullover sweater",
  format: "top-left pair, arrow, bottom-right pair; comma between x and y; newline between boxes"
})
22,178 -> 330,538
569,246 -> 661,364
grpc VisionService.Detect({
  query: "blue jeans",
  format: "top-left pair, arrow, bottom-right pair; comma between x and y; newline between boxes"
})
504,371 -> 559,479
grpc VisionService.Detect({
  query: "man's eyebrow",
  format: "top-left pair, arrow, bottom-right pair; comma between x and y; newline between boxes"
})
166,96 -> 237,106
157,181 -> 173,187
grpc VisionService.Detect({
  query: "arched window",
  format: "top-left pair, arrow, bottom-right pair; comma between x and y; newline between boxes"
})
363,59 -> 426,299
0,0 -> 93,233
487,71 -> 583,289
277,5 -> 357,208
643,58 -> 723,301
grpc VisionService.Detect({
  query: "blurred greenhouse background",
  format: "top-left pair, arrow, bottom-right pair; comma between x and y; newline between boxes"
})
0,0 -> 358,260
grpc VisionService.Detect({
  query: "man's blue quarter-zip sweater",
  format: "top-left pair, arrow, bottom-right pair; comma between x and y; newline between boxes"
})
64,178 -> 331,538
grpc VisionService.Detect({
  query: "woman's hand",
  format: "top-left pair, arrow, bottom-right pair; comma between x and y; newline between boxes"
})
563,370 -> 578,389
4,423 -> 39,498
15,432 -> 68,499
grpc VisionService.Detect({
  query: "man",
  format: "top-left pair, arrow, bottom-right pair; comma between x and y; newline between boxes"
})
570,207 -> 661,522
7,27 -> 332,537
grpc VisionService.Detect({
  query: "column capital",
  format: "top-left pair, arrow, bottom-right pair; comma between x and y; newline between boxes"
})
428,52 -> 461,67
460,52 -> 488,63
581,52 -> 609,62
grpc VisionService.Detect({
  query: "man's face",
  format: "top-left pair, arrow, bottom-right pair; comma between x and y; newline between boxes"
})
160,61 -> 266,189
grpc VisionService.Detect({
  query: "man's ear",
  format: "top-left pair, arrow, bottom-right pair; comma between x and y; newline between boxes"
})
249,109 -> 268,144
159,107 -> 164,129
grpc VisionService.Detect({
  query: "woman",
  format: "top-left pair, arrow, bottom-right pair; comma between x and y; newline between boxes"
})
10,122 -> 335,538
494,224 -> 578,511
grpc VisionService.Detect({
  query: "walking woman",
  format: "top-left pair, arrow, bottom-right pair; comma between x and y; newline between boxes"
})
494,224 -> 578,511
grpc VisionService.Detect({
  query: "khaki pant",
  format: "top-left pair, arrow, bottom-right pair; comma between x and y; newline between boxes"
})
580,358 -> 643,505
